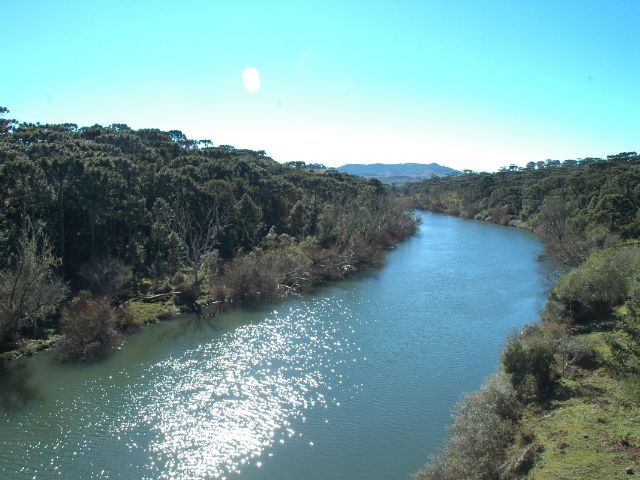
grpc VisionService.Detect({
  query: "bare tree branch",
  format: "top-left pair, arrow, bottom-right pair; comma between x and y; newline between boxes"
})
166,201 -> 228,285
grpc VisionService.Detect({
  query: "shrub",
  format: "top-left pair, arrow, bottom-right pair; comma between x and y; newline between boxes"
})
212,246 -> 313,304
175,282 -> 200,308
548,246 -> 638,324
77,256 -> 132,297
558,333 -> 598,372
606,302 -> 640,378
58,295 -> 120,361
306,246 -> 357,281
502,329 -> 557,401
626,255 -> 640,303
413,372 -> 522,480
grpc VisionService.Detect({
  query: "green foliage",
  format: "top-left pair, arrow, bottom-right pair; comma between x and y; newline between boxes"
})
606,302 -> 640,378
547,246 -> 638,324
122,299 -> 177,328
406,153 -> 640,265
502,328 -> 557,401
0,107 -> 418,350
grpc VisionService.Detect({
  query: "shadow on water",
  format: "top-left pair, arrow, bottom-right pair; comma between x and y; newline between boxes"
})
0,360 -> 41,413
156,312 -> 224,344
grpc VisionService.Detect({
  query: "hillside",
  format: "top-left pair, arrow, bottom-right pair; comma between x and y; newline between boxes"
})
0,107 -> 418,361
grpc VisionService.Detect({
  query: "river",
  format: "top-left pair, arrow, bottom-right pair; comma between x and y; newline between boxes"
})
0,212 -> 553,479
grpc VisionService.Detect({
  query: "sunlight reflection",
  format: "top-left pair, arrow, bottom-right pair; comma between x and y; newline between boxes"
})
116,299 -> 357,479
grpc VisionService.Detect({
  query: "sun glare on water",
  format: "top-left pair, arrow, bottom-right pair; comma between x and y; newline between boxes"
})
242,67 -> 261,93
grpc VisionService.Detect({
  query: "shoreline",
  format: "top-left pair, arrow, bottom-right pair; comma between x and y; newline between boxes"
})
412,210 -> 640,479
0,231 -> 413,363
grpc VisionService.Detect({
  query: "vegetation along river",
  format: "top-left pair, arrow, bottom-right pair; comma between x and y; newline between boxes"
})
0,212 -> 554,479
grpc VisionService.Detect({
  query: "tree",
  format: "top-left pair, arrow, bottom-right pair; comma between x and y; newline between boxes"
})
236,193 -> 263,249
607,302 -> 640,377
166,202 -> 227,286
590,193 -> 636,232
39,146 -> 84,266
288,198 -> 314,238
0,106 -> 17,135
0,220 -> 67,345
536,196 -> 587,266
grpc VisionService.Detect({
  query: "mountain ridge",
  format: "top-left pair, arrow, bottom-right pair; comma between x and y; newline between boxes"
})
337,162 -> 459,181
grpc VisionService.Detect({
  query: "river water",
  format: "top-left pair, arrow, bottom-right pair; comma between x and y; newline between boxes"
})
0,212 -> 553,479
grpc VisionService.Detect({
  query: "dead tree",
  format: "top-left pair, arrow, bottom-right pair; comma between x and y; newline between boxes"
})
0,219 -> 68,344
166,202 -> 227,286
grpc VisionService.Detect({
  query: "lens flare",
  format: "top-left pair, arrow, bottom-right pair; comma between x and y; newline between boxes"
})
242,67 -> 261,93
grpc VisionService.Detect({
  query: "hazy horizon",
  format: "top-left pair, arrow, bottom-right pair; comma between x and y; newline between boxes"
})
2,0 -> 638,172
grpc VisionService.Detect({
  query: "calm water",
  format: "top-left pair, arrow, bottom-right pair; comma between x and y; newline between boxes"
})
0,212 -> 552,479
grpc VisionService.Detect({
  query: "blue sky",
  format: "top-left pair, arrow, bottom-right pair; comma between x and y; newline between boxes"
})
1,0 -> 638,171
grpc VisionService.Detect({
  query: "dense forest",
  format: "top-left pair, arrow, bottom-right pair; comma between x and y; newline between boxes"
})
0,107 -> 417,360
406,153 -> 640,266
411,154 -> 640,479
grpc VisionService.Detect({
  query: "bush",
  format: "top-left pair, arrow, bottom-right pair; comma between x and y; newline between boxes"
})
58,295 -> 120,361
547,246 -> 638,324
77,256 -> 132,298
626,255 -> 640,303
502,328 -> 557,401
175,282 -> 200,308
559,334 -> 599,371
304,244 -> 357,281
606,302 -> 640,378
413,372 -> 522,480
212,245 -> 313,304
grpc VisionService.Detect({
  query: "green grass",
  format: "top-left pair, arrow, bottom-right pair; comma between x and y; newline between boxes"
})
518,334 -> 640,479
0,328 -> 62,361
123,299 -> 178,327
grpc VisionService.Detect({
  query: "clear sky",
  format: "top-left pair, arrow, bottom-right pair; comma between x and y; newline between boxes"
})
1,0 -> 638,171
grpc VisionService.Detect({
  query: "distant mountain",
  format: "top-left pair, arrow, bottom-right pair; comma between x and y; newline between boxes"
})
337,162 -> 459,182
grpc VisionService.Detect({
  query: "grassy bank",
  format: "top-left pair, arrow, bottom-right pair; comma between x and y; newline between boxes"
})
413,240 -> 640,479
517,336 -> 640,479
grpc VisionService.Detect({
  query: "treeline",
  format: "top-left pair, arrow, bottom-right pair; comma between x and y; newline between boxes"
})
412,154 -> 640,479
0,107 -> 417,360
405,153 -> 640,265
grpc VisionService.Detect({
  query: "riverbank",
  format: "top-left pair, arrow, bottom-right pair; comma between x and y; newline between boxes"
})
0,215 -> 418,363
514,330 -> 640,479
0,212 -> 552,480
412,212 -> 640,479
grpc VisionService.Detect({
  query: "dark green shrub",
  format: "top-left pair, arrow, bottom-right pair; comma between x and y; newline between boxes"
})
77,256 -> 132,297
606,302 -> 640,378
175,282 -> 199,308
502,330 -> 557,401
